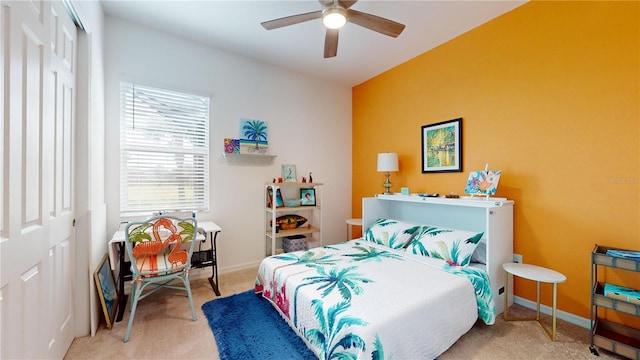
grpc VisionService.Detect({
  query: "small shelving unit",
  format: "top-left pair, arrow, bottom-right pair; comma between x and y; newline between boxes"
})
265,182 -> 322,256
590,244 -> 640,359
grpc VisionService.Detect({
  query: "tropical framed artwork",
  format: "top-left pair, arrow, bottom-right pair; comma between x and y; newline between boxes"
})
94,253 -> 118,329
421,118 -> 462,173
239,118 -> 268,154
282,164 -> 297,183
300,188 -> 316,206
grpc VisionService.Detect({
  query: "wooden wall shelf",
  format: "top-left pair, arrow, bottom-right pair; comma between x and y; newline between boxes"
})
222,153 -> 276,164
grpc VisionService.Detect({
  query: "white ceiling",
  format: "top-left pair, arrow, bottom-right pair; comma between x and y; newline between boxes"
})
100,0 -> 527,87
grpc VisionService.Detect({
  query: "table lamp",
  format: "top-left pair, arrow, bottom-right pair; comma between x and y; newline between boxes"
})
377,153 -> 398,194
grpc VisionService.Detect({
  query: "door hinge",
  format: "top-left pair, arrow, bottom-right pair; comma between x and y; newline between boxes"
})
72,218 -> 76,227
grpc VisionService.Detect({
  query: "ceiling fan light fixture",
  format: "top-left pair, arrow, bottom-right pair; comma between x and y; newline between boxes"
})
322,6 -> 347,29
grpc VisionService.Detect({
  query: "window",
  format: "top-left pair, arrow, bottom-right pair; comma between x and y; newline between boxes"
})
120,82 -> 209,214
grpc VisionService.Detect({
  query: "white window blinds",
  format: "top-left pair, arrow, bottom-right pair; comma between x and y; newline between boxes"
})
120,82 -> 209,214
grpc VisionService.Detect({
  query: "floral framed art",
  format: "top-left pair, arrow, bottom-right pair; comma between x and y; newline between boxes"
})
465,170 -> 502,198
421,118 -> 462,173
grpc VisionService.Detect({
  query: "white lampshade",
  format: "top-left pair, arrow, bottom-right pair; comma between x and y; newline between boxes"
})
322,6 -> 347,29
377,153 -> 399,172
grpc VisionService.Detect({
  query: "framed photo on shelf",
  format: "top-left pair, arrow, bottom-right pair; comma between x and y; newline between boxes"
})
94,253 -> 118,330
300,188 -> 316,206
421,118 -> 462,173
282,164 -> 297,182
267,188 -> 284,208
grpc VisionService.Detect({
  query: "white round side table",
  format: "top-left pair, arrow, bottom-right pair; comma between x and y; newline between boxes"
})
503,262 -> 567,341
345,218 -> 362,240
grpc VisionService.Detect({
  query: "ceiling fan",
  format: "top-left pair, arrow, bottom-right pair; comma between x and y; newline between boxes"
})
261,0 -> 405,58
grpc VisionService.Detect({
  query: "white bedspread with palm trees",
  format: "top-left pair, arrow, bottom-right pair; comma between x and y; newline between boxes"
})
255,241 -> 496,360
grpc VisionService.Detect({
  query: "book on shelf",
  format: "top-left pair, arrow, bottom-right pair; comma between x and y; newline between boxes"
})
604,283 -> 640,305
605,249 -> 640,260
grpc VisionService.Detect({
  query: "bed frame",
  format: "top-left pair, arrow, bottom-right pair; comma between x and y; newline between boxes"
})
362,194 -> 514,315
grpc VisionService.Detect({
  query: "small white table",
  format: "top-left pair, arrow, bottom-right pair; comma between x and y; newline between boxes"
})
503,262 -> 567,341
345,218 -> 362,240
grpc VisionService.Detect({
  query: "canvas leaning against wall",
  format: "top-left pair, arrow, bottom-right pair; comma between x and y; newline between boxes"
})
94,254 -> 118,329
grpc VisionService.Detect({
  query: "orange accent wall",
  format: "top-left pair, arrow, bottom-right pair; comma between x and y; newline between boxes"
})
353,1 -> 639,323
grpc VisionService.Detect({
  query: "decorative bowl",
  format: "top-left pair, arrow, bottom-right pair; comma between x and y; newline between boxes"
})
284,199 -> 301,207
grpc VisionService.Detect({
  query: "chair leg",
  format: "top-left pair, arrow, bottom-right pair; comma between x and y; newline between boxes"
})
183,277 -> 197,321
124,283 -> 140,343
129,281 -> 135,311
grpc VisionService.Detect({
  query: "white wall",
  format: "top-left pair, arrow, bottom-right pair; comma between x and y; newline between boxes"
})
104,17 -> 352,272
72,0 -> 107,337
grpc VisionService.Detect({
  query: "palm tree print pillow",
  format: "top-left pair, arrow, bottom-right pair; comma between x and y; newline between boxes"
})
364,218 -> 421,249
407,226 -> 484,266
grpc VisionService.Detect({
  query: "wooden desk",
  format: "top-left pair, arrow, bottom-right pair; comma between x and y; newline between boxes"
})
108,220 -> 222,322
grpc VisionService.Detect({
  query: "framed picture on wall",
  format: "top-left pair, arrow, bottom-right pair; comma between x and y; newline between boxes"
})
421,118 -> 463,173
94,254 -> 118,330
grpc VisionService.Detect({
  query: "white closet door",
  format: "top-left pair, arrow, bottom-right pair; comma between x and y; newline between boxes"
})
1,1 -> 77,358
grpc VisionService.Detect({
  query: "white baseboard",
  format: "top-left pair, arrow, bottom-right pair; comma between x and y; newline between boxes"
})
513,295 -> 591,329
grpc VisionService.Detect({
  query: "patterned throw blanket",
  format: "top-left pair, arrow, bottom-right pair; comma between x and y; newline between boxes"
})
255,241 -> 495,360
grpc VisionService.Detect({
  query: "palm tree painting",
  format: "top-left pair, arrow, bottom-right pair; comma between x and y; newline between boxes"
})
239,118 -> 268,154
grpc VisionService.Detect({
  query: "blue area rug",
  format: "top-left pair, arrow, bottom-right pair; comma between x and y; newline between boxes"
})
202,290 -> 316,360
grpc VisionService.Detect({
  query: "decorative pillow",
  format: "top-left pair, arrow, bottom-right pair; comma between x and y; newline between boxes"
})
407,226 -> 484,266
272,215 -> 307,230
471,239 -> 487,264
364,218 -> 420,249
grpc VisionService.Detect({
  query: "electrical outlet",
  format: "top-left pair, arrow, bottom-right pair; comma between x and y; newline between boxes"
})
513,254 -> 523,263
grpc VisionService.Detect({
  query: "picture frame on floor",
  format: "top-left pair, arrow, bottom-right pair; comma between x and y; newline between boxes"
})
94,253 -> 118,329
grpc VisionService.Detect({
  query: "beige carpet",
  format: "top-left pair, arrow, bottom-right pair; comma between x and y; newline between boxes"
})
65,267 -> 625,360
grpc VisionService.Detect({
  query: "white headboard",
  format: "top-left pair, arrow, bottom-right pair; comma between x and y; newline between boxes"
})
362,194 -> 514,315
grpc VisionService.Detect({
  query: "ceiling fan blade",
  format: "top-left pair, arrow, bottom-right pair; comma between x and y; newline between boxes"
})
347,9 -> 405,38
261,11 -> 322,30
324,29 -> 339,58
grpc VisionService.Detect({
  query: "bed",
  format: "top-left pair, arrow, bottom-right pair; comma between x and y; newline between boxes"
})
255,195 -> 514,359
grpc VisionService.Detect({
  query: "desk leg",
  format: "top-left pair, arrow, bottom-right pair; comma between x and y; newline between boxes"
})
208,231 -> 221,296
115,242 -> 129,322
536,281 -> 541,321
552,283 -> 558,341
